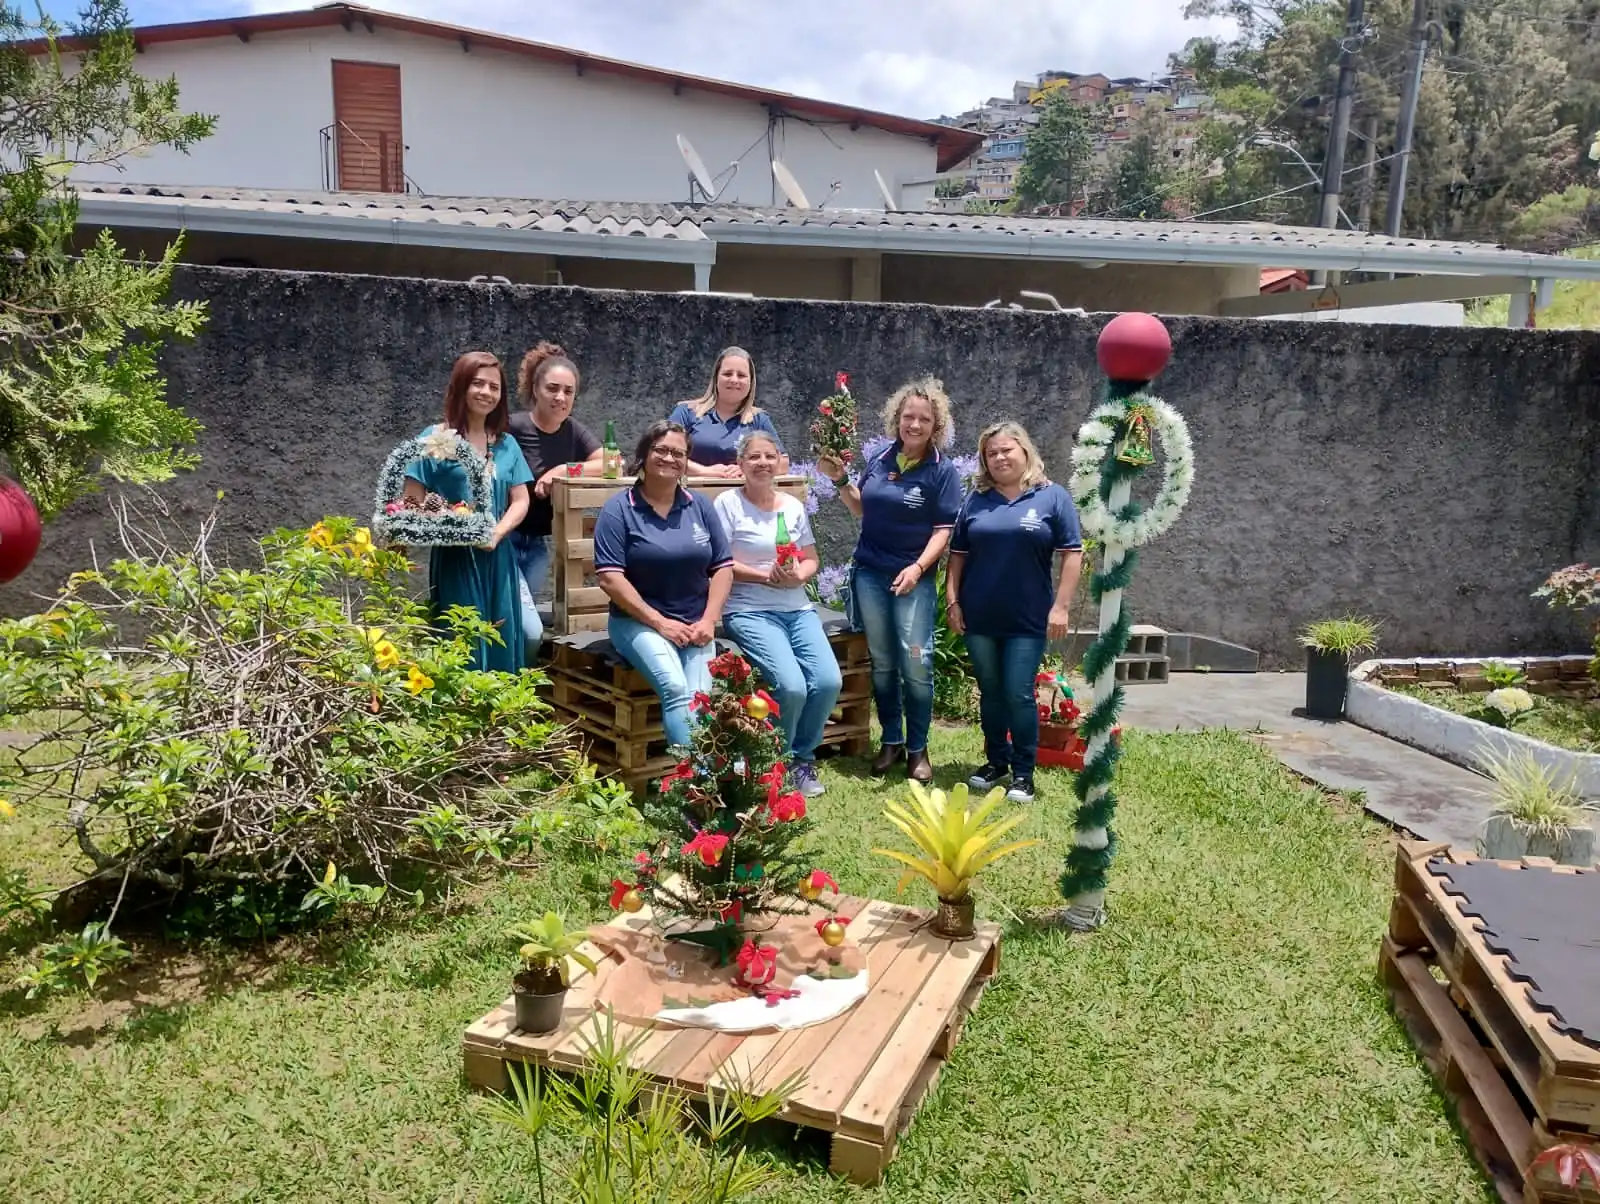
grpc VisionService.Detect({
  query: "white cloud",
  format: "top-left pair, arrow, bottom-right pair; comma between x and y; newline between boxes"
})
239,0 -> 1235,119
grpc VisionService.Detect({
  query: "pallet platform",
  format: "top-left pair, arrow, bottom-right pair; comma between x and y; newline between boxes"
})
462,895 -> 1002,1185
1384,840 -> 1600,1204
546,627 -> 874,797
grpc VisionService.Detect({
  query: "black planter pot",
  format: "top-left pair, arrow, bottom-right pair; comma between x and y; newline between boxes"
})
1304,648 -> 1351,720
513,970 -> 567,1034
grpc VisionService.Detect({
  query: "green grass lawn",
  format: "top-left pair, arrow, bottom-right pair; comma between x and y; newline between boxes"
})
1393,682 -> 1600,754
0,726 -> 1491,1203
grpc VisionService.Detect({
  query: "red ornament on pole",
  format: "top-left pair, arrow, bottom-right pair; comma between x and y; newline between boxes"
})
1096,312 -> 1172,384
0,479 -> 42,583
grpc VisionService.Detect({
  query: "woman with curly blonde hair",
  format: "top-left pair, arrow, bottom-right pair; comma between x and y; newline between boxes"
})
817,376 -> 962,782
946,421 -> 1082,803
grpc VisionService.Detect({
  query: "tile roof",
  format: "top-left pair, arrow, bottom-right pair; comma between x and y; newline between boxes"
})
75,184 -> 1600,281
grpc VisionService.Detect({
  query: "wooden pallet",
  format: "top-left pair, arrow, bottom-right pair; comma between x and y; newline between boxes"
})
548,475 -> 810,637
1384,840 -> 1600,1204
462,894 -> 1002,1184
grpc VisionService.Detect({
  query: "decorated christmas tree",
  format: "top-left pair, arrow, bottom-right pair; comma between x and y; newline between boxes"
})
607,651 -> 842,969
808,371 -> 860,469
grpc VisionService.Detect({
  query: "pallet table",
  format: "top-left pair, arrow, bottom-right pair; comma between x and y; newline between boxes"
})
1382,840 -> 1600,1204
544,619 -> 872,798
462,894 -> 1002,1185
548,474 -> 809,636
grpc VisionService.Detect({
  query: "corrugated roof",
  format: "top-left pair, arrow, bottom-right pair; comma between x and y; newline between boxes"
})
74,184 -> 1600,281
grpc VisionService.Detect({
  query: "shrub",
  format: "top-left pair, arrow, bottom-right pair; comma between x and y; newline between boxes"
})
0,504 -> 576,933
1533,563 -> 1600,680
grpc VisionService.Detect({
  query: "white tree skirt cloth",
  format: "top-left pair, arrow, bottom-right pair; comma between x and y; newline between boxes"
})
655,965 -> 870,1032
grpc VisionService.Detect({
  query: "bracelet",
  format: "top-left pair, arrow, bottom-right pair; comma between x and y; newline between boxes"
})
945,601 -> 960,611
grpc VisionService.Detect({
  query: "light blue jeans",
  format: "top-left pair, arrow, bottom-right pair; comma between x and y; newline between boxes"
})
607,613 -> 715,750
850,565 -> 935,753
724,609 -> 843,764
511,532 -> 551,650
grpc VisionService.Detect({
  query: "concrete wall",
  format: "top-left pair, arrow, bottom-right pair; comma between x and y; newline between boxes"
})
69,25 -> 938,210
6,267 -> 1598,667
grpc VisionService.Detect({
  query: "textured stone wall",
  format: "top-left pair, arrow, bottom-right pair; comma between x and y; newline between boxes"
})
5,266 -> 1597,666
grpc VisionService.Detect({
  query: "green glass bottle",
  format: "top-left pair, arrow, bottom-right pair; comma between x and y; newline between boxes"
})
774,512 -> 790,546
601,420 -> 621,480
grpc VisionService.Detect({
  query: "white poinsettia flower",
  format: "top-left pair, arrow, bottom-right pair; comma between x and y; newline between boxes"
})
420,428 -> 459,460
1486,687 -> 1534,716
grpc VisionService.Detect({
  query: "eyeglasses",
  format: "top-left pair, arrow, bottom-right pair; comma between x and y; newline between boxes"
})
649,446 -> 688,462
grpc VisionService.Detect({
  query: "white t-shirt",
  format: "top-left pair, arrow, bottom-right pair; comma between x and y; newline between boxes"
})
713,490 -> 816,614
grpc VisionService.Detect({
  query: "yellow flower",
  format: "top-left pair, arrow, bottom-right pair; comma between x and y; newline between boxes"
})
405,664 -> 434,695
307,522 -> 335,549
373,640 -> 401,670
0,799 -> 15,819
348,527 -> 374,556
323,860 -> 338,886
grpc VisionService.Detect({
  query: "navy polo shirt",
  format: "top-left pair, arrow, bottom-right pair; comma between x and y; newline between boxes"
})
852,443 -> 964,575
667,402 -> 785,467
593,484 -> 733,624
951,482 -> 1082,638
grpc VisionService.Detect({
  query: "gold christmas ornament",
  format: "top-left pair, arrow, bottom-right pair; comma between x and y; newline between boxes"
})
744,694 -> 770,721
1115,406 -> 1156,467
620,888 -> 644,914
820,919 -> 846,947
799,879 -> 822,902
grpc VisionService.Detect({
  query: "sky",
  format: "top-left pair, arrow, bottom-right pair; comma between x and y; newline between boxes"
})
45,0 -> 1237,120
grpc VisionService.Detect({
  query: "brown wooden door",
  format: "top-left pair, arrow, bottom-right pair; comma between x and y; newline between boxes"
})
331,60 -> 403,192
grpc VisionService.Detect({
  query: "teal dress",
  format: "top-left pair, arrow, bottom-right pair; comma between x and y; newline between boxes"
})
405,425 -> 535,672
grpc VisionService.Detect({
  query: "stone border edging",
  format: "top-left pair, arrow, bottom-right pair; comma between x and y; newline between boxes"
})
1346,656 -> 1600,797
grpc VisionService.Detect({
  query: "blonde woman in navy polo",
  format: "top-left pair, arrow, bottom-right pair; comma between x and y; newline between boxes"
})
668,346 -> 790,479
946,422 -> 1083,803
593,420 -> 734,750
817,377 -> 963,783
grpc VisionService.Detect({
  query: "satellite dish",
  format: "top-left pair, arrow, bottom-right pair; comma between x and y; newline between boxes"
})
677,134 -> 716,202
771,159 -> 812,209
874,168 -> 898,211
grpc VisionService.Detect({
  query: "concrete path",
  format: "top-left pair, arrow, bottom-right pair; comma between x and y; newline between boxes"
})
1117,671 -> 1493,848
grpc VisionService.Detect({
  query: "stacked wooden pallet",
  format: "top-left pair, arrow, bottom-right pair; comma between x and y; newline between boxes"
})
548,475 -> 808,636
462,893 -> 1003,1184
1382,841 -> 1600,1204
545,626 -> 873,798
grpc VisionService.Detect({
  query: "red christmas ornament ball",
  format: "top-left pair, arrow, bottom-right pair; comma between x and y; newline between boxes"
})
1096,312 -> 1172,383
0,479 -> 42,583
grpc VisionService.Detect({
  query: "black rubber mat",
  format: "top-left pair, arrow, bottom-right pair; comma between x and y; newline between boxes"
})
1427,857 -> 1600,1048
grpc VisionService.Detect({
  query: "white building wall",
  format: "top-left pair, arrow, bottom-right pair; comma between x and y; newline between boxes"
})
74,25 -> 938,209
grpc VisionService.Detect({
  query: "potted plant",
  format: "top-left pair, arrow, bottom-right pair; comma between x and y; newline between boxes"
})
1298,615 -> 1379,720
872,782 -> 1040,939
1034,660 -> 1081,752
507,912 -> 599,1035
1473,747 -> 1597,866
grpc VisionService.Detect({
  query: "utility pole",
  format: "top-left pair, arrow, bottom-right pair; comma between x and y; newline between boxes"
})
1385,0 -> 1431,238
1318,0 -> 1366,229
1356,115 -> 1380,230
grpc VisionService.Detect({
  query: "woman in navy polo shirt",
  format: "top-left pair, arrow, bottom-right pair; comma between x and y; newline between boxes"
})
946,422 -> 1083,803
668,346 -> 789,479
817,376 -> 962,783
593,420 -> 734,750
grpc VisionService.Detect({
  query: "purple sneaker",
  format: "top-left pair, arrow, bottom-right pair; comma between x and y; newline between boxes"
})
793,762 -> 826,798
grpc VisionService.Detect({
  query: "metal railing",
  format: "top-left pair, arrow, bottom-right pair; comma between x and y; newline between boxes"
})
319,122 -> 425,195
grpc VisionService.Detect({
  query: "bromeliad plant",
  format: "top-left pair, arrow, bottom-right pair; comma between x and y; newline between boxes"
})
0,502 -> 574,936
873,782 -> 1040,939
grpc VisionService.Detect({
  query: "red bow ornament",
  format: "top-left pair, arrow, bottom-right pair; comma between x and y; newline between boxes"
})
734,939 -> 778,989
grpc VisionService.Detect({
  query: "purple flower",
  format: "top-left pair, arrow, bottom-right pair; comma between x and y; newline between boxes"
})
951,454 -> 981,489
861,435 -> 893,466
793,461 -> 838,516
814,563 -> 850,606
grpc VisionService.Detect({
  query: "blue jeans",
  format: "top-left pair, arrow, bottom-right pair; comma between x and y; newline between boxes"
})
724,609 -> 843,764
511,532 -> 551,649
607,613 -> 715,750
850,566 -> 935,753
964,633 -> 1048,779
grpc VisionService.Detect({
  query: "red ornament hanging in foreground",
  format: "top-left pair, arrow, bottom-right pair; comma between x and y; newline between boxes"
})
0,479 -> 42,583
1096,311 -> 1173,384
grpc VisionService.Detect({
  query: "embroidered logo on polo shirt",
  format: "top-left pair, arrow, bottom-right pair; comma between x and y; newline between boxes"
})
903,485 -> 925,509
1020,506 -> 1042,531
691,521 -> 712,546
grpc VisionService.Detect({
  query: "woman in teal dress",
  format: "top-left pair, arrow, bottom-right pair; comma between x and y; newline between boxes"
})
403,350 -> 535,672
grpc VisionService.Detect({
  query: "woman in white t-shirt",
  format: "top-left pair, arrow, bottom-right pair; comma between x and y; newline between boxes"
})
713,431 -> 842,798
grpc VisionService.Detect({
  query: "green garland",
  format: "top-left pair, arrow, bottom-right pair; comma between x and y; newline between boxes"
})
1059,378 -> 1195,925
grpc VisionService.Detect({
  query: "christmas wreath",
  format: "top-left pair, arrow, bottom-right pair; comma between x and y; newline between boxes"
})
1068,395 -> 1194,549
371,429 -> 496,548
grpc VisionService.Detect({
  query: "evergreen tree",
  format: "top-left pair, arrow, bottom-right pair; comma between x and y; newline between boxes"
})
1014,92 -> 1100,212
0,1 -> 215,518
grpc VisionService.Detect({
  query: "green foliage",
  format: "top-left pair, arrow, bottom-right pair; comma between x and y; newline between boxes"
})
12,920 -> 129,998
300,861 -> 387,919
932,560 -> 977,722
0,0 -> 216,518
1090,110 -> 1181,219
507,911 -> 597,985
1298,615 -> 1380,656
1481,661 -> 1526,689
0,867 -> 50,927
482,1011 -> 796,1203
1014,91 -> 1101,211
1475,746 -> 1594,836
0,507 -> 576,932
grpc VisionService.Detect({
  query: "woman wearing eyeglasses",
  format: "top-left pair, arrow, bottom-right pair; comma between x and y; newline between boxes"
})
593,420 -> 734,750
